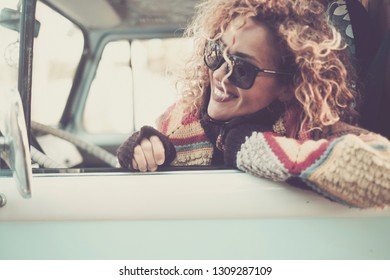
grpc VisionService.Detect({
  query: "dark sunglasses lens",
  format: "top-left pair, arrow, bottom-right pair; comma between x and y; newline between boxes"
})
229,59 -> 257,89
204,41 -> 258,89
204,41 -> 223,70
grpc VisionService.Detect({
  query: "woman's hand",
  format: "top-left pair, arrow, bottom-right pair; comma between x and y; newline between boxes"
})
132,136 -> 165,172
117,126 -> 176,171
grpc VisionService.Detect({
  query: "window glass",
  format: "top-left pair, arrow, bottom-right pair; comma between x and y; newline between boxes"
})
83,40 -> 133,134
31,2 -> 83,125
0,0 -> 20,91
82,37 -> 193,134
131,38 -> 193,130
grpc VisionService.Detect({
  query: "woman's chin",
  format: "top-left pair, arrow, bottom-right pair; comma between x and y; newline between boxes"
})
207,108 -> 231,122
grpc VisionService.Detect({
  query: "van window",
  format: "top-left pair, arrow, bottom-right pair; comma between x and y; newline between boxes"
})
83,37 -> 193,134
31,2 -> 83,126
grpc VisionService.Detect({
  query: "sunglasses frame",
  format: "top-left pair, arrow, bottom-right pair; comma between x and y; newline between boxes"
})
204,40 -> 293,89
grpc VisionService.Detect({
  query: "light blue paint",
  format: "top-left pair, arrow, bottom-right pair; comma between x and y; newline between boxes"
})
1,217 -> 389,260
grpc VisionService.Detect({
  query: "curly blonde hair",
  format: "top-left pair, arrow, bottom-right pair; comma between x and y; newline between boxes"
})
174,0 -> 359,138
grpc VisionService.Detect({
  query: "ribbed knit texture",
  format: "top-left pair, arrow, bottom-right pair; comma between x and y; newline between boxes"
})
158,105 -> 214,166
301,134 -> 390,208
223,124 -> 270,167
236,131 -> 390,208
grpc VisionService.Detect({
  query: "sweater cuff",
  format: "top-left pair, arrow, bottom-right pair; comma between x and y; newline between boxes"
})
138,126 -> 177,166
116,126 -> 176,169
116,131 -> 138,169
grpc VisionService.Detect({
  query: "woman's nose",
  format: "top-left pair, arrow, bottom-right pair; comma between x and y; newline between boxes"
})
213,60 -> 231,78
213,62 -> 228,82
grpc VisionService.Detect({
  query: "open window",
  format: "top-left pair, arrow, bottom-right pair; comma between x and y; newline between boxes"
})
20,0 -> 197,171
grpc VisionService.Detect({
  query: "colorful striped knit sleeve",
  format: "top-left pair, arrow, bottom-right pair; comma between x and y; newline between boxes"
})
235,132 -> 390,208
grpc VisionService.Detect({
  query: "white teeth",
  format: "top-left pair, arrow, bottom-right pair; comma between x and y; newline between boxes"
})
214,87 -> 229,98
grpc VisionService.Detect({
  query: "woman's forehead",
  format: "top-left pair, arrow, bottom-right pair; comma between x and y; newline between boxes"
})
221,16 -> 281,65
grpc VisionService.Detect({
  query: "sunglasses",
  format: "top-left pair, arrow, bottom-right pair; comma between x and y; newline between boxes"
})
204,40 -> 293,89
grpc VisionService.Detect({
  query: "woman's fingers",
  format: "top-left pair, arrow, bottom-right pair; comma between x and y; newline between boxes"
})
140,138 -> 158,171
132,144 -> 147,171
149,136 -> 165,165
131,158 -> 138,170
131,136 -> 166,172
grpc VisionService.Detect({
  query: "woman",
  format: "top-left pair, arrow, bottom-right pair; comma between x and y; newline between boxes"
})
117,0 -> 390,208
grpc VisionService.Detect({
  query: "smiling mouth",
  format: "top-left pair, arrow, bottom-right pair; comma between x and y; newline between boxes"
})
213,87 -> 237,101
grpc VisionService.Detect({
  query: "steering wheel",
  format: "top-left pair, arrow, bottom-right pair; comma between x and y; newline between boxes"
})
30,121 -> 118,168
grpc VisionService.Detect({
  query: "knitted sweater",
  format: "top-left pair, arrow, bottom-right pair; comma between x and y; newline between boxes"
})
117,103 -> 390,209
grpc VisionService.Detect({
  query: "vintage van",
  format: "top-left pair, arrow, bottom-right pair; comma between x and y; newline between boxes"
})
0,0 -> 389,259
